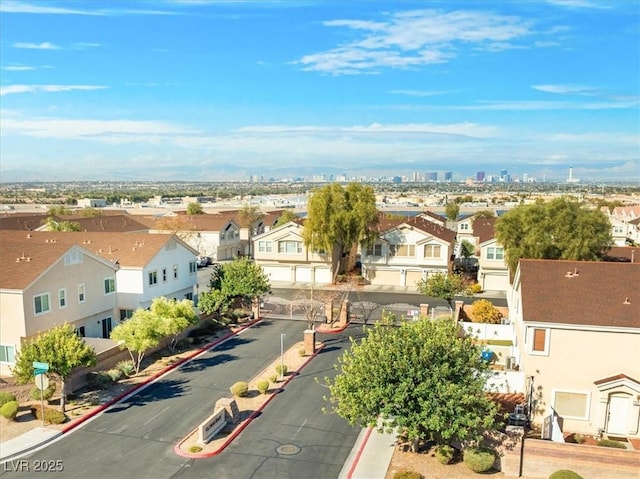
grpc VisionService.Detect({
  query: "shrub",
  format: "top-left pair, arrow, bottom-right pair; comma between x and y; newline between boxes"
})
435,445 -> 455,465
230,381 -> 249,397
470,299 -> 503,324
0,392 -> 17,407
467,283 -> 483,294
30,406 -> 66,425
256,379 -> 270,394
189,445 -> 203,453
573,433 -> 585,444
275,364 -> 288,377
0,401 -> 19,420
597,439 -> 627,449
30,383 -> 56,401
87,371 -> 113,389
269,374 -> 278,383
393,471 -> 422,479
549,470 -> 584,479
116,360 -> 136,377
298,348 -> 306,357
107,368 -> 122,382
463,448 -> 495,473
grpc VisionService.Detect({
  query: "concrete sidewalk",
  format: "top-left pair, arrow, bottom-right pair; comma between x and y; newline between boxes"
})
339,426 -> 397,479
0,427 -> 62,463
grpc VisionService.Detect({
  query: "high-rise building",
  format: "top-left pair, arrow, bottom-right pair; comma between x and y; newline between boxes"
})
427,172 -> 438,182
444,171 -> 453,182
476,171 -> 485,182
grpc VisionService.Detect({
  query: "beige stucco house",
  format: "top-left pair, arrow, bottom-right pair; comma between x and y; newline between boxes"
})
0,231 -> 119,376
508,259 -> 640,439
252,221 -> 332,284
361,215 -> 456,288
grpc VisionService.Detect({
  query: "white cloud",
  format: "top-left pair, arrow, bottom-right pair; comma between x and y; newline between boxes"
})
296,9 -> 539,75
0,1 -> 102,15
1,65 -> 35,71
13,42 -> 61,50
0,84 -> 108,96
532,84 -> 599,95
545,0 -> 611,9
389,89 -> 451,97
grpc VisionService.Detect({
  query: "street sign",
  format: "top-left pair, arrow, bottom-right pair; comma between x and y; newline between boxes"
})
32,361 -> 49,372
35,373 -> 49,390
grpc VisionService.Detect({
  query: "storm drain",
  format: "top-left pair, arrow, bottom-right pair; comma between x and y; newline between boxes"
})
276,444 -> 301,455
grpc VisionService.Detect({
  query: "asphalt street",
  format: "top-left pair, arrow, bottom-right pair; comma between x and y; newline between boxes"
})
0,319 -> 337,479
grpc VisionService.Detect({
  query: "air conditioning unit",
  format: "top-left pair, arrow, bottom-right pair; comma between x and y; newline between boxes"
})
506,356 -> 516,370
501,318 -> 510,325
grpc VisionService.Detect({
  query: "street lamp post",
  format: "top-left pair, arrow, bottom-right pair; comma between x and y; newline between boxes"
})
280,334 -> 285,381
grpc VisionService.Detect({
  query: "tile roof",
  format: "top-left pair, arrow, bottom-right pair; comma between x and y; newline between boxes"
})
594,373 -> 640,386
57,214 -> 150,233
376,213 -> 456,243
134,213 -> 236,232
0,231 -> 195,290
519,259 -> 640,329
603,246 -> 639,263
473,217 -> 497,244
0,213 -> 49,231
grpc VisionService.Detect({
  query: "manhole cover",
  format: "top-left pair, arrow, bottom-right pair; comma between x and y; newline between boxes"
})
276,444 -> 301,455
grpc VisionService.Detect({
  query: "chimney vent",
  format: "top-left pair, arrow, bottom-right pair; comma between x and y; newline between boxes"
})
623,297 -> 631,305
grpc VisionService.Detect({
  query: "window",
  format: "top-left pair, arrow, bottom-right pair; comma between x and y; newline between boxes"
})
120,309 -> 135,321
34,293 -> 50,315
148,271 -> 158,286
58,288 -> 67,309
162,268 -> 167,282
390,244 -> 415,257
613,226 -> 624,234
184,292 -> 193,301
76,326 -> 86,337
258,240 -> 273,253
531,328 -> 548,354
278,241 -> 302,254
459,223 -> 469,231
554,391 -> 589,419
189,261 -> 197,274
77,284 -> 86,303
0,345 -> 16,363
173,265 -> 178,279
487,247 -> 504,260
367,244 -> 383,256
423,244 -> 441,258
64,250 -> 83,265
104,277 -> 116,294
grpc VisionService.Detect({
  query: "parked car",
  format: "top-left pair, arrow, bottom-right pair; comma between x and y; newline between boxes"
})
196,256 -> 211,268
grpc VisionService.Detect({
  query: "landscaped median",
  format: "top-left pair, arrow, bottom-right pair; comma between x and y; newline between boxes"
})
174,339 -> 325,459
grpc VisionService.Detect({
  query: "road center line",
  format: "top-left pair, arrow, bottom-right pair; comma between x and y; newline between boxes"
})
144,406 -> 170,425
292,418 -> 308,440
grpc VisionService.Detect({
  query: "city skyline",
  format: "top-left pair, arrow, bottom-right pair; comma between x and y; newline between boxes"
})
1,0 -> 638,183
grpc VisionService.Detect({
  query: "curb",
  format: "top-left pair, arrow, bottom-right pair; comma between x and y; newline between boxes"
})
3,318 -> 265,459
346,427 -> 373,479
315,322 -> 350,334
174,342 -> 327,459
0,429 -> 63,463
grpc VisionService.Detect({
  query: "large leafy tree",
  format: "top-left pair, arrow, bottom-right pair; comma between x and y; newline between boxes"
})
495,197 -> 612,272
445,202 -> 460,223
324,318 -> 498,449
273,209 -> 299,228
186,202 -> 204,215
12,324 -> 97,412
302,182 -> 378,284
111,309 -> 163,374
238,204 -> 265,257
199,257 -> 271,316
41,217 -> 81,231
416,271 -> 468,310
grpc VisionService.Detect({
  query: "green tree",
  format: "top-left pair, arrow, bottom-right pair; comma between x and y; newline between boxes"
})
46,205 -> 72,216
474,209 -> 495,218
302,183 -> 378,284
186,202 -> 204,215
110,310 -> 163,374
152,297 -> 199,353
417,271 -> 468,310
199,257 -> 271,316
273,209 -> 298,228
445,202 -> 460,222
470,299 -> 503,324
238,204 -> 265,257
495,197 -> 612,272
324,318 -> 498,449
12,324 -> 97,412
459,240 -> 476,263
80,207 -> 104,217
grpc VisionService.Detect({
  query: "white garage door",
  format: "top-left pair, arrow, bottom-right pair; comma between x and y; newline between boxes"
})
296,266 -> 311,283
482,271 -> 510,292
314,267 -> 331,284
263,265 -> 290,282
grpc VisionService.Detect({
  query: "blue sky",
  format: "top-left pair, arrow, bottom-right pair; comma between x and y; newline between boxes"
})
1,0 -> 638,183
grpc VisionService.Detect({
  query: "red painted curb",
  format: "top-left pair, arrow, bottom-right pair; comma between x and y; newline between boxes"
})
346,427 -> 373,479
60,318 -> 263,435
174,342 -> 327,459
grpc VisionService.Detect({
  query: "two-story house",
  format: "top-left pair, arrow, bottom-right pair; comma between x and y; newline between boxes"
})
508,259 -> 640,439
252,220 -> 332,284
361,215 -> 456,288
0,231 -> 119,376
474,218 -> 510,292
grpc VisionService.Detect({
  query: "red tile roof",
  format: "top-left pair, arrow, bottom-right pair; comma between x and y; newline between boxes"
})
376,213 -> 456,243
519,259 -> 640,328
473,217 -> 497,244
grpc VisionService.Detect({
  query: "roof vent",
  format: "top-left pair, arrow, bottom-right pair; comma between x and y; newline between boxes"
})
26,233 -> 32,239
16,257 -> 21,262
623,297 -> 631,305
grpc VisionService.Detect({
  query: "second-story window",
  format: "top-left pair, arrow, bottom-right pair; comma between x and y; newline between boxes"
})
104,277 -> 116,294
173,265 -> 178,279
423,244 -> 441,258
278,241 -> 302,254
487,247 -> 504,260
149,271 -> 158,286
77,284 -> 86,304
390,244 -> 415,257
366,244 -> 383,256
258,240 -> 273,253
162,268 -> 167,282
58,288 -> 67,308
34,293 -> 51,315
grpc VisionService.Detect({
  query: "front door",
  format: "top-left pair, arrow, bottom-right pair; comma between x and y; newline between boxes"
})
607,395 -> 630,435
101,318 -> 112,339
